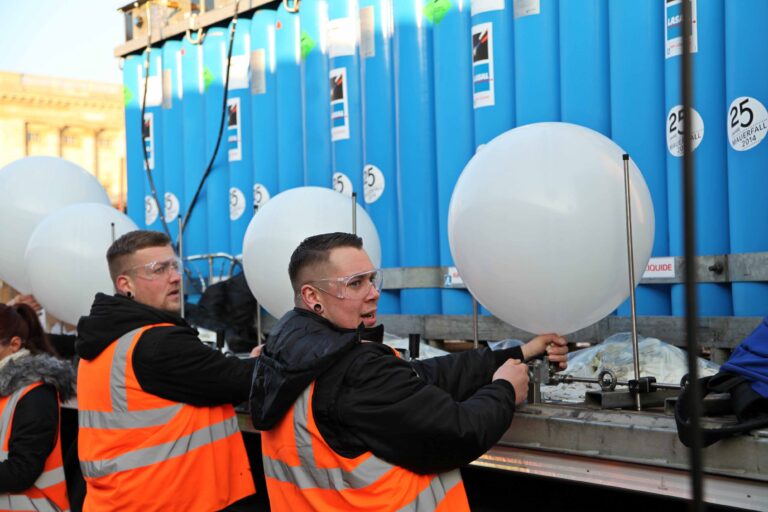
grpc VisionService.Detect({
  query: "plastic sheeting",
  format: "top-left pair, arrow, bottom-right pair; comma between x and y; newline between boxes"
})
543,332 -> 720,403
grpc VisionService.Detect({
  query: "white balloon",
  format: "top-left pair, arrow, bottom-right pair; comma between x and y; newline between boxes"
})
0,157 -> 110,292
242,187 -> 382,319
25,203 -> 138,325
448,123 -> 655,335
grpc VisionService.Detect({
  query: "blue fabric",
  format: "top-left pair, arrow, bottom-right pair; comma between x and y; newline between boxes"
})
722,317 -> 768,397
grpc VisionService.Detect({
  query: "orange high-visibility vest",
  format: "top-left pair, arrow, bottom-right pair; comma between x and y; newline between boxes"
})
0,381 -> 69,512
261,381 -> 471,512
77,324 -> 255,512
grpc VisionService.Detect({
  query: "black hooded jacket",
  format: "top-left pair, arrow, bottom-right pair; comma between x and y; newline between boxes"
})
76,293 -> 256,407
250,309 -> 524,475
0,353 -> 75,492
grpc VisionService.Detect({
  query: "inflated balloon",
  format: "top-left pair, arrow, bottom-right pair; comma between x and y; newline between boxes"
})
0,156 -> 110,292
242,187 -> 381,319
25,203 -> 138,325
448,122 -> 655,335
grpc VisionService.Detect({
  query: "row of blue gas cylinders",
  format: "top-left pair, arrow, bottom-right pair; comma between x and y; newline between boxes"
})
123,0 -> 768,317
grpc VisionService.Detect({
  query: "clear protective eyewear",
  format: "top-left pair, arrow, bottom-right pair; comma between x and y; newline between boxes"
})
310,268 -> 383,300
124,256 -> 182,281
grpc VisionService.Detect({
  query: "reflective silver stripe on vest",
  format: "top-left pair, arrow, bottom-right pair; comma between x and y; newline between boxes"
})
80,415 -> 240,478
34,466 -> 67,489
397,469 -> 462,512
263,385 -> 463,510
79,404 -> 182,429
0,493 -> 67,512
0,389 -> 25,461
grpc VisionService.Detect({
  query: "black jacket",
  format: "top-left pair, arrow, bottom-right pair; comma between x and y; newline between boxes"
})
76,293 -> 256,407
250,309 -> 524,474
0,353 -> 75,493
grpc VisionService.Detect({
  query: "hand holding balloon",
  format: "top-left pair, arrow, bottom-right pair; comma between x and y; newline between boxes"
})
521,334 -> 568,370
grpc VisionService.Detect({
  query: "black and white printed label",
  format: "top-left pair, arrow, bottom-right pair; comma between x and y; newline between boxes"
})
333,172 -> 353,197
728,96 -> 768,152
665,0 -> 698,59
667,105 -> 704,156
230,187 -> 246,220
360,6 -> 375,59
164,192 -> 180,223
250,48 -> 267,95
471,0 -> 505,16
227,97 -> 242,162
145,195 -> 159,226
330,68 -> 350,141
142,112 -> 154,170
472,23 -> 495,109
253,183 -> 271,210
363,164 -> 385,203
514,0 -> 540,18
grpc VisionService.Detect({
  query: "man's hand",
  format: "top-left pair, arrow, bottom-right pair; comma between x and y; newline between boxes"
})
521,333 -> 568,370
250,344 -> 264,358
7,294 -> 42,312
492,359 -> 529,405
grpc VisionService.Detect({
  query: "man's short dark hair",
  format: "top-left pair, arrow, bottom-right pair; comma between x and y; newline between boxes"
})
288,232 -> 363,294
107,230 -> 172,282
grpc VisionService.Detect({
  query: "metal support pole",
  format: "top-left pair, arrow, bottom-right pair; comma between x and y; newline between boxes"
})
351,192 -> 357,235
178,215 -> 185,319
622,153 -> 642,411
682,0 -> 704,508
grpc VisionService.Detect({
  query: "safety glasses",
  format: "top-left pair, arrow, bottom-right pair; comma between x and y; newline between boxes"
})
309,268 -> 383,300
124,256 -> 182,281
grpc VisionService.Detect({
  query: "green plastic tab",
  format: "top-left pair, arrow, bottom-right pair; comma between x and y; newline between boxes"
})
300,30 -> 317,60
423,0 -> 452,25
123,85 -> 134,106
203,67 -> 214,92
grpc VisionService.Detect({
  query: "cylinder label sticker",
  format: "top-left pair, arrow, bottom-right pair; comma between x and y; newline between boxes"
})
363,164 -> 385,203
514,0 -> 540,19
251,48 -> 267,95
333,172 -> 353,197
472,23 -> 495,109
667,105 -> 704,156
328,17 -> 357,59
228,54 -> 251,90
253,183 -> 271,210
471,0 -> 504,16
665,0 -> 698,59
330,68 -> 350,141
143,112 -> 154,170
164,192 -> 180,223
728,96 -> 768,152
145,195 -> 159,226
230,187 -> 246,220
227,97 -> 242,162
360,6 -> 375,58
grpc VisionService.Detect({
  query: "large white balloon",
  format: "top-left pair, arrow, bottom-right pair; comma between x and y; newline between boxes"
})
242,187 -> 381,319
0,157 -> 110,292
448,123 -> 655,335
25,203 -> 138,325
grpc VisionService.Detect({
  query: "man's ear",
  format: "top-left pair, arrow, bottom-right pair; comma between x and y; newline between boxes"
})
299,284 -> 321,309
115,275 -> 133,297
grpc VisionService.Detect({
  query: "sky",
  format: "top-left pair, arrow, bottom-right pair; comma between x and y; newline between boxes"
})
0,0 -> 126,84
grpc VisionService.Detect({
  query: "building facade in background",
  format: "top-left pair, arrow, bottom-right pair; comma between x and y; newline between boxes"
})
0,71 -> 126,208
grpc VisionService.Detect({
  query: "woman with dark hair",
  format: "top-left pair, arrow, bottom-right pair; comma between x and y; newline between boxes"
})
0,303 -> 74,511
